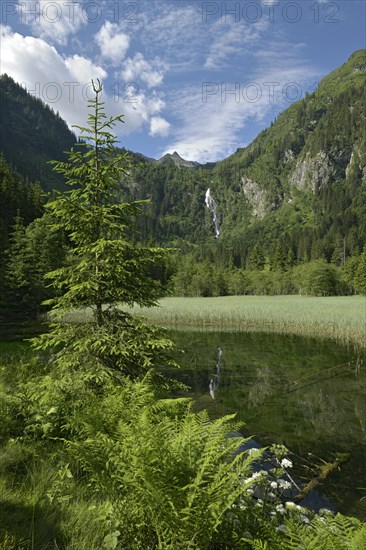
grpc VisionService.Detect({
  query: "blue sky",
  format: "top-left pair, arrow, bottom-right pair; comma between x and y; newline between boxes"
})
1,0 -> 365,162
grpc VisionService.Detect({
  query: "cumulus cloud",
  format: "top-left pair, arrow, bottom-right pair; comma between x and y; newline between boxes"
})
65,55 -> 107,84
149,116 -> 171,137
95,21 -> 130,65
119,53 -> 167,88
0,26 -> 106,128
17,0 -> 86,45
0,26 -> 165,137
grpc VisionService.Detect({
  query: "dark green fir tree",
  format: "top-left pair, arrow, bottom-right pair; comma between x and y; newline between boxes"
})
32,80 -> 176,418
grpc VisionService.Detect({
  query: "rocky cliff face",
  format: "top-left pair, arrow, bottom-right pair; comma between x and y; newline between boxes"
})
345,145 -> 366,182
220,49 -> 365,219
290,151 -> 336,193
241,175 -> 269,219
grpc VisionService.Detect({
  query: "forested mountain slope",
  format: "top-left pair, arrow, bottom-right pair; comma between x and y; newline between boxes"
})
208,49 -> 366,266
0,154 -> 44,256
0,74 -> 77,191
127,50 -> 366,270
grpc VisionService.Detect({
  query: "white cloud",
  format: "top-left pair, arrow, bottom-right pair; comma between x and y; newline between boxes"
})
139,2 -> 268,72
139,3 -> 206,67
161,44 -> 319,163
204,18 -> 268,70
5,1 -> 324,164
0,26 -> 165,138
149,116 -> 171,137
250,42 -> 322,92
95,21 -> 130,65
17,0 -> 86,45
119,53 -> 167,88
65,55 -> 107,84
0,26 -> 105,128
161,86 -> 267,162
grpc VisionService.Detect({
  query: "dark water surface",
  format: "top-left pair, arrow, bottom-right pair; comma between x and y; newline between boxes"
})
166,330 -> 366,519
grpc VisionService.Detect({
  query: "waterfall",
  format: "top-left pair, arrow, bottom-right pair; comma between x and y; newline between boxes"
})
209,347 -> 222,399
205,187 -> 220,238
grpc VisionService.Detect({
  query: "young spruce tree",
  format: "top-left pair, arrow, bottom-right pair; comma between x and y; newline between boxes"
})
33,80 -> 175,395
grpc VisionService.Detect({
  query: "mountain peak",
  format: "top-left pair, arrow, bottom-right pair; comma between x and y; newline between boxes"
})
158,152 -> 201,169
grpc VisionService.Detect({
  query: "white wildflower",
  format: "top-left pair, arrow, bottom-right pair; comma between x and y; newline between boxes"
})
270,481 -> 278,489
281,458 -> 293,469
285,501 -> 296,509
319,508 -> 334,516
243,471 -> 265,484
278,479 -> 292,490
275,504 -> 287,514
248,447 -> 259,455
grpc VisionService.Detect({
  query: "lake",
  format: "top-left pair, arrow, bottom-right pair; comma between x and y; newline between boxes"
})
165,330 -> 366,519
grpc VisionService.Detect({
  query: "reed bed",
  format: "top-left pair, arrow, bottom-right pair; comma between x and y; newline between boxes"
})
64,295 -> 366,350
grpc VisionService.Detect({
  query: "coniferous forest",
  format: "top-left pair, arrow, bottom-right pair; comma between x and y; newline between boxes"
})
0,51 -> 366,548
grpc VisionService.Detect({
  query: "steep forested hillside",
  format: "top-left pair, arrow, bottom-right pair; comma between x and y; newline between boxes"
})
207,49 -> 366,265
127,50 -> 366,267
0,154 -> 44,256
0,74 -> 77,190
125,160 -> 212,244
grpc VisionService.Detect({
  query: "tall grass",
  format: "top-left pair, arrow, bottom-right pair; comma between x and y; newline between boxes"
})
0,345 -> 102,550
0,445 -> 117,549
63,296 -> 366,350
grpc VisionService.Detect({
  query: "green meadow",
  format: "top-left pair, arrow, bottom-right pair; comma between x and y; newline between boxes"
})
125,296 -> 366,349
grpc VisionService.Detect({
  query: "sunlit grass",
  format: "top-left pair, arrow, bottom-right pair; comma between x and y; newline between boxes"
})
64,295 -> 366,349
0,444 -> 114,550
